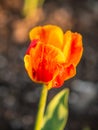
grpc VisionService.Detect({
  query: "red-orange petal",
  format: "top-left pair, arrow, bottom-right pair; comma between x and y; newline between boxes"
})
63,31 -> 83,66
24,42 -> 65,83
26,39 -> 38,54
52,64 -> 76,88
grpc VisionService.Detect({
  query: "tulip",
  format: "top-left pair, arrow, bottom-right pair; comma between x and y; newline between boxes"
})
24,25 -> 83,89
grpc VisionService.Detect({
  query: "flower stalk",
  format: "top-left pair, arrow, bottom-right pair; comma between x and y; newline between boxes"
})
34,84 -> 48,130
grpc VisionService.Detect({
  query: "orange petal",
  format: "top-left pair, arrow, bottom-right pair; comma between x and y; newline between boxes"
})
29,25 -> 63,49
24,43 -> 65,83
24,55 -> 33,80
29,26 -> 43,41
63,31 -> 83,66
43,25 -> 63,49
52,64 -> 76,88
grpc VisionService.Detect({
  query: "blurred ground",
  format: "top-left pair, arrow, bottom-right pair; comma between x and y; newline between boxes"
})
0,0 -> 98,130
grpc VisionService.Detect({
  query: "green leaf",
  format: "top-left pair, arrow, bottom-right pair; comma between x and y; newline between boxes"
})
41,89 -> 69,130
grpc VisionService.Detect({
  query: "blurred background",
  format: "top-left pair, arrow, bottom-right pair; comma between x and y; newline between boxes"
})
0,0 -> 98,130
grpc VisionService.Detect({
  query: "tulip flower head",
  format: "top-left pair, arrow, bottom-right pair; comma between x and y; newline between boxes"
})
24,25 -> 83,89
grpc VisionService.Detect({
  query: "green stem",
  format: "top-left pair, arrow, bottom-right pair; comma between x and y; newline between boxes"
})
34,84 -> 48,130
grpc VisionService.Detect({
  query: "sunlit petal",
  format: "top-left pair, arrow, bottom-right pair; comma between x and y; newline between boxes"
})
63,31 -> 83,66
